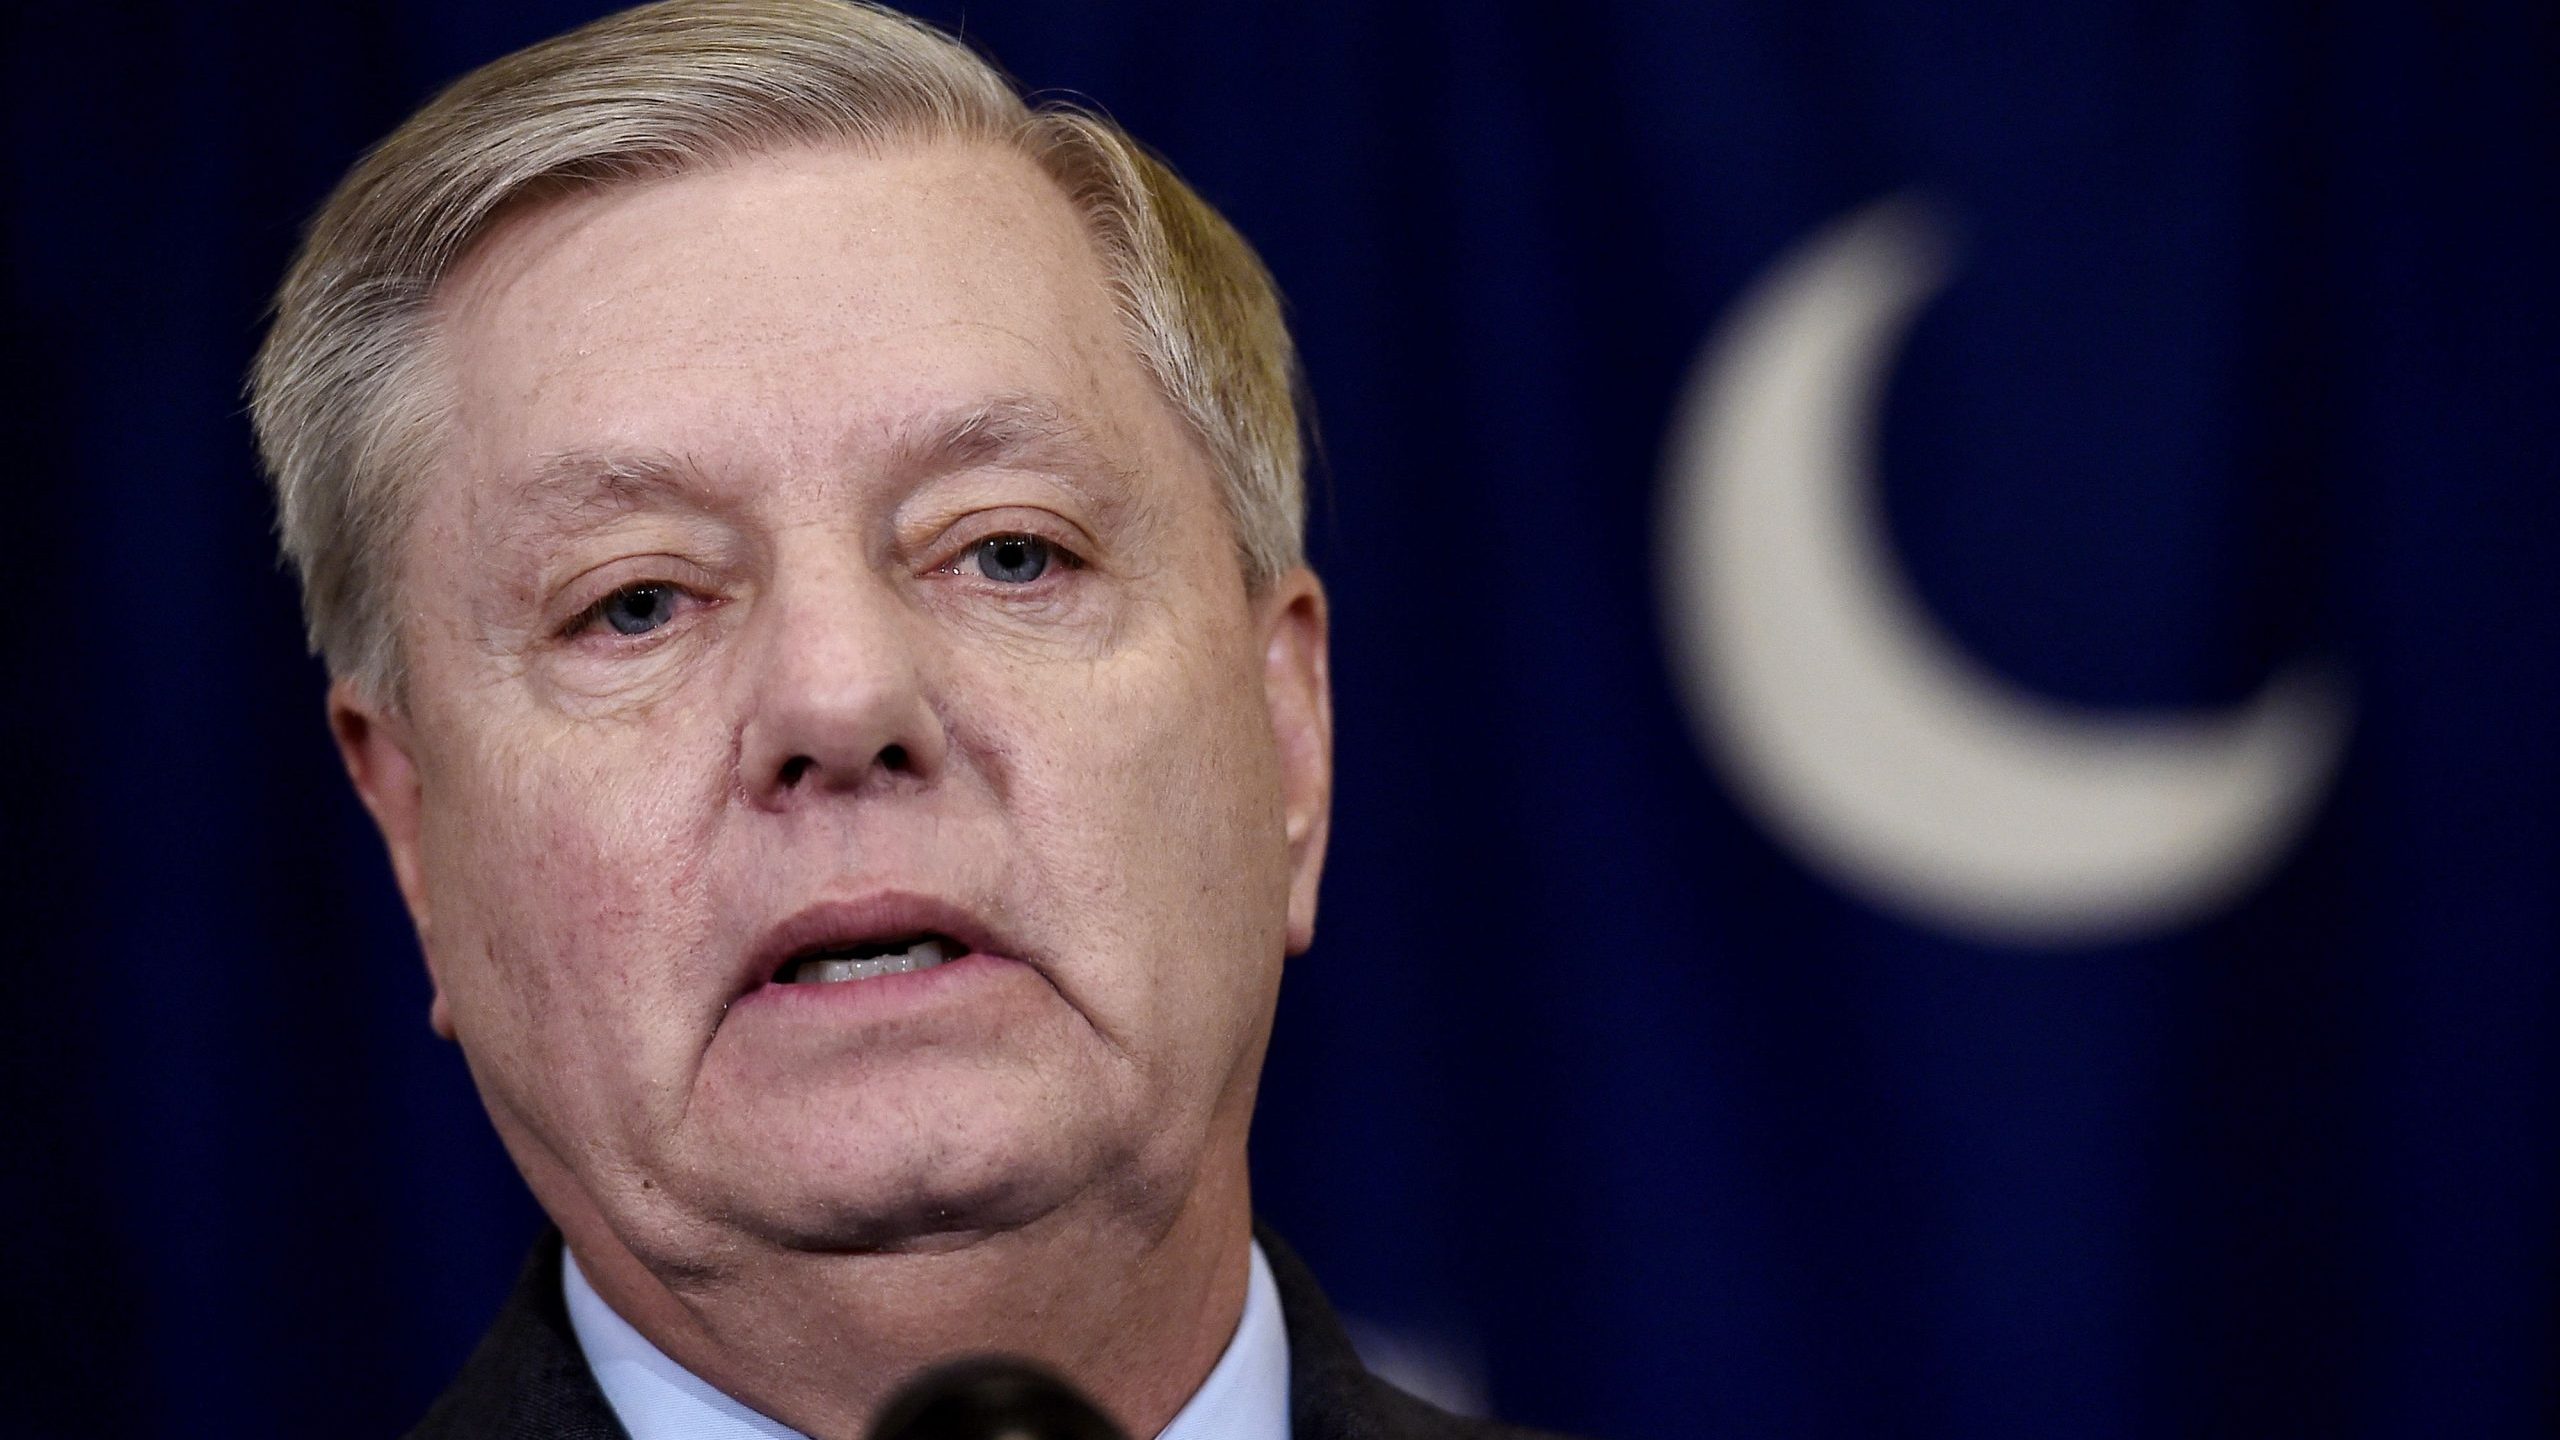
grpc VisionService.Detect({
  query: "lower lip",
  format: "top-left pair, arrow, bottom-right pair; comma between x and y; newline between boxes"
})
727,950 -> 1021,1019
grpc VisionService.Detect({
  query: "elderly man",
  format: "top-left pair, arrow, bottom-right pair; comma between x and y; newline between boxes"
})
250,2 -> 1565,1438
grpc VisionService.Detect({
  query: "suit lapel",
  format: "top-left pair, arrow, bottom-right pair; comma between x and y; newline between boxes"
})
406,1231 -> 627,1440
408,1224 -> 1557,1440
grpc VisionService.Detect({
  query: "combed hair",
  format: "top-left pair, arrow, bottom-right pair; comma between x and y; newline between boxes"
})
250,0 -> 1303,703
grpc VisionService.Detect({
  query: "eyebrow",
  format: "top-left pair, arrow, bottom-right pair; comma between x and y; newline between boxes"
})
507,448 -> 713,520
886,392 -> 1140,501
472,448 -> 725,564
490,393 -> 1140,546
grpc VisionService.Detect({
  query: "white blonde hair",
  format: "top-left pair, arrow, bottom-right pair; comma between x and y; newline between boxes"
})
250,0 -> 1303,703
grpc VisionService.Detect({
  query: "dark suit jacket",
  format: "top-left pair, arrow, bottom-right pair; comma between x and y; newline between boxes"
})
405,1225 -> 1575,1440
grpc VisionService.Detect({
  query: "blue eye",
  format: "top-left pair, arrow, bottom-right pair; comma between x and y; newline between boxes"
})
972,535 -> 1055,584
595,582 -> 678,636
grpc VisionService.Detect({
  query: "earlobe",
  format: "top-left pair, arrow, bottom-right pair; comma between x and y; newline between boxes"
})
327,680 -> 452,1038
1261,570 -> 1333,955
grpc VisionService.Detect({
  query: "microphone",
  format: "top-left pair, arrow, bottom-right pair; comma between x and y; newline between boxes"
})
867,1356 -> 1130,1440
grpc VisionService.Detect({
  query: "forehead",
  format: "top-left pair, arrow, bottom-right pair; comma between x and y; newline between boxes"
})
426,139 -> 1168,498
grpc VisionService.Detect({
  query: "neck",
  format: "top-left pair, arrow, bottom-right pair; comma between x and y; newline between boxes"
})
555,1154 -> 1255,1440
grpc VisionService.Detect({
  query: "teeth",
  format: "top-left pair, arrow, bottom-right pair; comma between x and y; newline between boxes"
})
788,937 -> 956,985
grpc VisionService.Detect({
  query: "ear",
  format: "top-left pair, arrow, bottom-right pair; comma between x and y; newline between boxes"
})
1259,569 -> 1333,955
328,680 -> 454,1040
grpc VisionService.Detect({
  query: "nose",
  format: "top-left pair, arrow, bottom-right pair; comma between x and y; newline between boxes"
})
736,564 -> 950,808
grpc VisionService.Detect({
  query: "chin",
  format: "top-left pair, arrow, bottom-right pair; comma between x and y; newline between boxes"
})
678,1080 -> 1150,1257
752,1174 -> 1068,1255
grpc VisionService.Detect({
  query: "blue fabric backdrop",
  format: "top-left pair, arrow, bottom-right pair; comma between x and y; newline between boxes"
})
6,2 -> 2554,1436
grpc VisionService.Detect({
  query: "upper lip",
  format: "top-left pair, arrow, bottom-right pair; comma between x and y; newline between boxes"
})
742,891 -> 1015,993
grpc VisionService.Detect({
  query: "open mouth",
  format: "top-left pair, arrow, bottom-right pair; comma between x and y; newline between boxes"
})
771,933 -> 966,986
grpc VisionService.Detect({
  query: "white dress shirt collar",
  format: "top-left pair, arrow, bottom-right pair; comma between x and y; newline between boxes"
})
562,1241 -> 1292,1440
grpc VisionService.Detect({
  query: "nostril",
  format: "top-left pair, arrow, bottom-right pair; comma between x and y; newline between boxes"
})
767,745 -> 919,794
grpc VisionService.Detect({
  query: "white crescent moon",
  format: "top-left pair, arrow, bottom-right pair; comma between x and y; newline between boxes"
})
1656,196 -> 2350,945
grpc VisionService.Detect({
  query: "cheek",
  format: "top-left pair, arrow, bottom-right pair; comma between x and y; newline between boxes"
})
980,640 -> 1291,1033
1022,654 -> 1277,865
417,709 -> 730,1065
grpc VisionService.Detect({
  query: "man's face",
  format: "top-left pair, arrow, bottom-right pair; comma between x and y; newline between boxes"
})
336,141 -> 1330,1264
